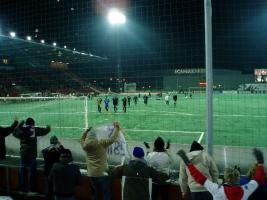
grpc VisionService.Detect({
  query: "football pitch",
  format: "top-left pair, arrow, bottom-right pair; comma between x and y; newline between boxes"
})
0,93 -> 267,147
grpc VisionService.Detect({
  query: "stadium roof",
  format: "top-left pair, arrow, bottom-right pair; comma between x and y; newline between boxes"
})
0,35 -> 107,68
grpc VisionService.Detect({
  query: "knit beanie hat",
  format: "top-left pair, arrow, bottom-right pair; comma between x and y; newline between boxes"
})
154,137 -> 165,151
133,147 -> 145,158
26,117 -> 35,126
50,136 -> 58,144
190,141 -> 204,152
60,149 -> 73,163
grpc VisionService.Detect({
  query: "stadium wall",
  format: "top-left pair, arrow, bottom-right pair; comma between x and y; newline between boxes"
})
5,135 -> 266,174
163,69 -> 254,91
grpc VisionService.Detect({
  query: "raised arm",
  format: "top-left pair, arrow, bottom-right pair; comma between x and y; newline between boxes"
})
252,148 -> 265,185
13,120 -> 25,139
177,149 -> 220,195
80,127 -> 92,150
36,125 -> 51,136
0,118 -> 19,137
99,122 -> 120,147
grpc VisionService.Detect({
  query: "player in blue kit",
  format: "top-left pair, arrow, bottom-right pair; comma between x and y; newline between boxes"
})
104,96 -> 110,112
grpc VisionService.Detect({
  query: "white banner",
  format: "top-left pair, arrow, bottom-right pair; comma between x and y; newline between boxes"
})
95,123 -> 131,163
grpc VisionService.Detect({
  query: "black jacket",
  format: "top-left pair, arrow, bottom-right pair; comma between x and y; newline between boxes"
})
13,121 -> 50,160
42,144 -> 65,176
110,159 -> 169,200
49,161 -> 82,196
0,120 -> 18,159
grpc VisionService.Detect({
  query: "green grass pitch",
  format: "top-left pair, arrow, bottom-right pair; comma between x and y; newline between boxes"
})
1,93 -> 267,147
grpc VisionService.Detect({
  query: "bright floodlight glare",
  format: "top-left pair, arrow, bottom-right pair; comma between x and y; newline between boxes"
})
26,36 -> 31,41
64,45 -> 67,48
108,8 -> 126,25
10,32 -> 16,37
41,39 -> 45,43
53,42 -> 57,46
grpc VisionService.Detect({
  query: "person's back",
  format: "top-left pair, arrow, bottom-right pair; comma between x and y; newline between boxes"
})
13,118 -> 51,160
80,123 -> 120,176
13,117 -> 51,193
111,147 -> 169,200
179,141 -> 218,200
146,137 -> 172,173
80,123 -> 120,200
42,136 -> 65,176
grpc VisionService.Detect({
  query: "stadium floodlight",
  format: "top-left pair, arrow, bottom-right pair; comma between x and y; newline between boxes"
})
40,39 -> 45,43
107,8 -> 126,25
26,36 -> 31,41
9,32 -> 16,37
53,42 -> 57,46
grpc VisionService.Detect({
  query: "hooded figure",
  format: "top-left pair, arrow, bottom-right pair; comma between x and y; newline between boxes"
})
179,141 -> 219,200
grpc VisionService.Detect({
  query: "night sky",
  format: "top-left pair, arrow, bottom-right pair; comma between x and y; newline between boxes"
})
1,0 -> 267,74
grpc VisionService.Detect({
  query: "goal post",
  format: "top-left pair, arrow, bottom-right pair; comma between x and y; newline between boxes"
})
0,96 -> 88,137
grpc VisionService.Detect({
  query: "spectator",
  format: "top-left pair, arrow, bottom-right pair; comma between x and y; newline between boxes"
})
146,137 -> 172,200
179,141 -> 219,200
110,146 -> 169,200
49,149 -> 82,200
42,136 -> 65,199
177,148 -> 265,200
13,117 -> 51,193
80,122 -> 120,200
240,163 -> 267,200
0,117 -> 19,160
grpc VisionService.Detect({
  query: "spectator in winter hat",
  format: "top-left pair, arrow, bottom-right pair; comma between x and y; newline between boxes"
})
179,141 -> 219,200
146,137 -> 172,200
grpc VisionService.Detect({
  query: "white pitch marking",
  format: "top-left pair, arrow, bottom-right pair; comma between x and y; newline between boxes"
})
198,132 -> 205,143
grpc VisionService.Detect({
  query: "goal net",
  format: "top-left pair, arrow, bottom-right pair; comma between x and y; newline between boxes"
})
0,96 -> 88,137
124,82 -> 137,92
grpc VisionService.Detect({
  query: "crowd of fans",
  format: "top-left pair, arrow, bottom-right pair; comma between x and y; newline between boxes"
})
0,118 -> 267,200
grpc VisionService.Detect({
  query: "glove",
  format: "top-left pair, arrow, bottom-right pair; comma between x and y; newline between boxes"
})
253,148 -> 264,164
177,149 -> 190,166
144,142 -> 150,149
166,140 -> 170,149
